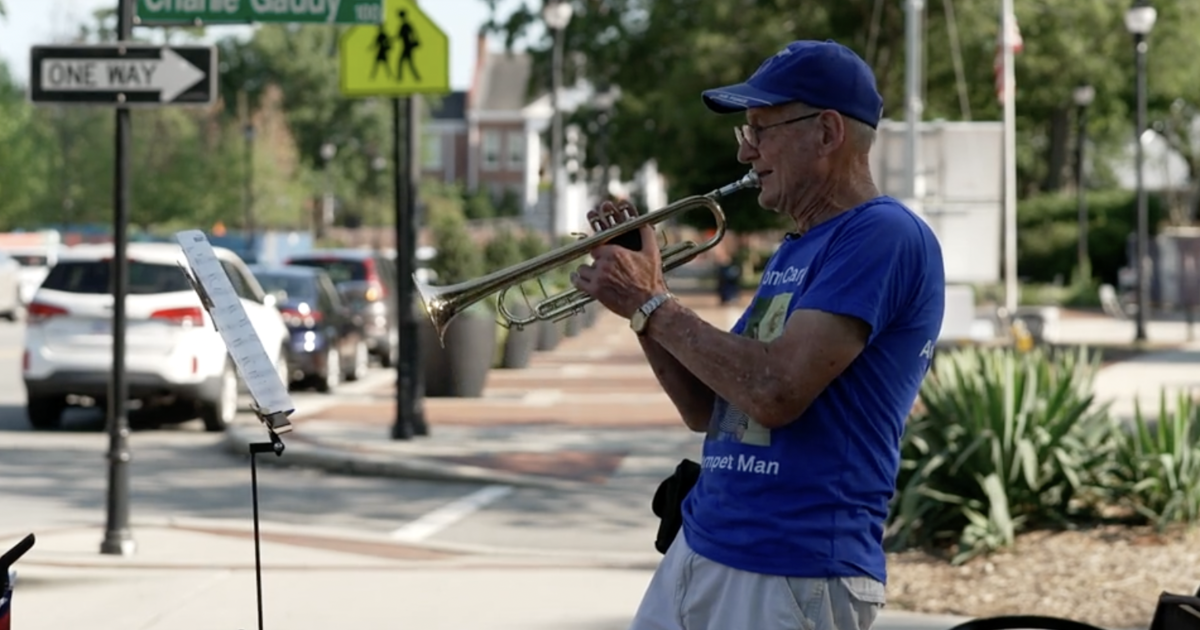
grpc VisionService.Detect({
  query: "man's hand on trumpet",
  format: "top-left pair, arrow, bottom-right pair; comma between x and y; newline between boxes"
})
570,200 -> 670,319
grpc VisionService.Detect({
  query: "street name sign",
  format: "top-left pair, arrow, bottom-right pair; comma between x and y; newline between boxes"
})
29,44 -> 216,106
135,0 -> 384,25
339,0 -> 449,97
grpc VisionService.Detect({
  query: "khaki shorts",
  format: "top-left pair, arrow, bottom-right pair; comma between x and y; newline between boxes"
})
629,532 -> 887,630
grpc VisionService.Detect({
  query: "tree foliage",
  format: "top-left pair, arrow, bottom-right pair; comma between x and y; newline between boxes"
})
486,0 -> 1200,227
0,14 -> 399,234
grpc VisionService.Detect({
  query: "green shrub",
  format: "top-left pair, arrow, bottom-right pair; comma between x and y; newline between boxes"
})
463,188 -> 496,220
1018,189 -> 1167,285
516,230 -> 548,261
888,346 -> 1112,564
1104,390 -> 1200,528
483,226 -> 530,314
495,188 -> 523,217
427,202 -> 483,287
483,226 -> 524,274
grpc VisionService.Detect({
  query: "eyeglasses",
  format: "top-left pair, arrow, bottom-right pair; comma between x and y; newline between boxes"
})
734,112 -> 821,148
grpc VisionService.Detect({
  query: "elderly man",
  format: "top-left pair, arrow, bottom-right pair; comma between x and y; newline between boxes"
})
571,39 -> 946,630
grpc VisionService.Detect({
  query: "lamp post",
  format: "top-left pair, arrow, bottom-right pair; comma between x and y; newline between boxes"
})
591,85 -> 619,202
243,122 -> 256,253
1125,0 -> 1157,342
542,0 -> 573,242
371,155 -> 387,249
319,142 -> 337,236
1072,83 -> 1095,276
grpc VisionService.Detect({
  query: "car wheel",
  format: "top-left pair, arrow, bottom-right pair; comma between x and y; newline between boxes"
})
199,362 -> 238,432
345,339 -> 368,382
27,396 -> 66,430
315,347 -> 340,393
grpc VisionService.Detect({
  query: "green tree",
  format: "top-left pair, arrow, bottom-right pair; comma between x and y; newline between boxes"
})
484,0 -> 1200,230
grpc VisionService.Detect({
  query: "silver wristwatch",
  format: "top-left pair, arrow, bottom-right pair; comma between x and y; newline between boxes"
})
630,293 -> 673,335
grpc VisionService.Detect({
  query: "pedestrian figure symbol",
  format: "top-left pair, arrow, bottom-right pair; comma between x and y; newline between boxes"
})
371,23 -> 392,80
397,10 -> 421,83
369,9 -> 421,83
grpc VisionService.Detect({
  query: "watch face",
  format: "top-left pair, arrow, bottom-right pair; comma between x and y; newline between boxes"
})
630,311 -> 647,333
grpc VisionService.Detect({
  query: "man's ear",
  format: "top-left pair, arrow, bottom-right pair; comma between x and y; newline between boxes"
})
818,111 -> 846,156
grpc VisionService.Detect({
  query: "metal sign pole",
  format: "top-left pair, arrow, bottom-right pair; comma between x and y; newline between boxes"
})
391,96 -> 427,439
101,0 -> 135,557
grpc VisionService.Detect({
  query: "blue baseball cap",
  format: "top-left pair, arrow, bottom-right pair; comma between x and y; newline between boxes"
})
701,40 -> 885,129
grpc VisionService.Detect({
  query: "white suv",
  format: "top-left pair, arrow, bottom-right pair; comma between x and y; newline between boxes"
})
22,242 -> 290,432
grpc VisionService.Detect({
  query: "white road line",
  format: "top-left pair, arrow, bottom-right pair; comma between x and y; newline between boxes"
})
390,485 -> 515,543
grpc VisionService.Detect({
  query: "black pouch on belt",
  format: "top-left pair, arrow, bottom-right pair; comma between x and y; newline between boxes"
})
1150,587 -> 1200,630
651,458 -> 701,555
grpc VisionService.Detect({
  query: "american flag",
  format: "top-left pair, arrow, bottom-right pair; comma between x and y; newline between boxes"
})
994,13 -> 1025,103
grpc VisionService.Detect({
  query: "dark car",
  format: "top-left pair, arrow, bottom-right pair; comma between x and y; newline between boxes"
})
284,249 -> 399,367
248,265 -> 369,393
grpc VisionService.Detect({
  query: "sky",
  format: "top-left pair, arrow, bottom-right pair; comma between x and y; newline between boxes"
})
0,0 -> 533,90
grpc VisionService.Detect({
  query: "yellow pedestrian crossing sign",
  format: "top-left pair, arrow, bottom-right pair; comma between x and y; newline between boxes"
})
339,0 -> 449,97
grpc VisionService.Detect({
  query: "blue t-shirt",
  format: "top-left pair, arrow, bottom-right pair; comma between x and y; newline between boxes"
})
680,196 -> 945,584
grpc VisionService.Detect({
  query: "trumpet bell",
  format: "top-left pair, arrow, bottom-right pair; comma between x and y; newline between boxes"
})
415,279 -> 457,343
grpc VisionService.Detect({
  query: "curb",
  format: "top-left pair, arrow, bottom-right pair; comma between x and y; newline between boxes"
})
221,423 -> 591,492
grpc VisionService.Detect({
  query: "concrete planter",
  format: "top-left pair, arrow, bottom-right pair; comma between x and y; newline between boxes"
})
421,306 -> 495,398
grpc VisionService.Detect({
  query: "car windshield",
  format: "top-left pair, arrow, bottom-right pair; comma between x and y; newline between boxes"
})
254,273 -> 317,302
41,260 -> 193,295
288,258 -> 367,285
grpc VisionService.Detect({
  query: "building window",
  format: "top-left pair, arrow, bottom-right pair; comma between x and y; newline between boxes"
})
506,130 -> 524,171
482,129 -> 501,171
422,133 -> 442,170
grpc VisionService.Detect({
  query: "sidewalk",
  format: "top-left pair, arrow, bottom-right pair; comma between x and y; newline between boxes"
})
1,519 -> 972,630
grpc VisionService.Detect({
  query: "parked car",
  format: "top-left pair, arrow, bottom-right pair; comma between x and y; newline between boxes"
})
22,243 -> 290,432
248,265 -> 370,393
0,251 -> 20,320
8,248 -> 58,306
285,249 -> 399,367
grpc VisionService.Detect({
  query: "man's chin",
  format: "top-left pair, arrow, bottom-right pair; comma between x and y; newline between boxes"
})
756,191 -> 780,212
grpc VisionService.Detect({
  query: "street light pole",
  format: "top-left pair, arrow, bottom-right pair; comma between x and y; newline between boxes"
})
1126,0 -> 1157,342
542,0 -> 573,243
243,122 -> 256,250
319,142 -> 337,238
1073,84 -> 1095,276
903,0 -> 925,208
101,0 -> 135,558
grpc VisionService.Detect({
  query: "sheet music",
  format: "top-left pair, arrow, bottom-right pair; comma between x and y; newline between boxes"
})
175,230 -> 295,427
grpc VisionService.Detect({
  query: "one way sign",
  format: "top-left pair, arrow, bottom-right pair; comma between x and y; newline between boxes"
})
29,44 -> 215,106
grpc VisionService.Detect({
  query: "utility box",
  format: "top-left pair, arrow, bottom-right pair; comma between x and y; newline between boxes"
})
870,120 -> 1004,285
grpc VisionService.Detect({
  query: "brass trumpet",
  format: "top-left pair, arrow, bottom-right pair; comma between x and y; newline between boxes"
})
416,170 -> 760,344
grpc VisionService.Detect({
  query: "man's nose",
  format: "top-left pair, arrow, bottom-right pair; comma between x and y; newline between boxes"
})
736,140 -> 758,165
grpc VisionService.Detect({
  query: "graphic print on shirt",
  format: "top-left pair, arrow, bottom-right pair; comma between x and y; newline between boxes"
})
707,290 -> 793,447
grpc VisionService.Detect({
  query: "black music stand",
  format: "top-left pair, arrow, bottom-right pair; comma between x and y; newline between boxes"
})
175,229 -> 297,630
244,409 -> 290,630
